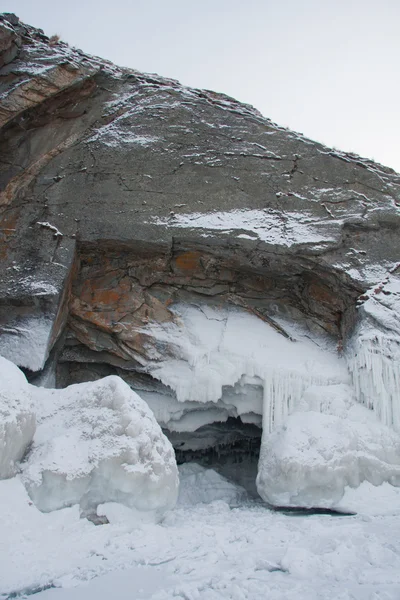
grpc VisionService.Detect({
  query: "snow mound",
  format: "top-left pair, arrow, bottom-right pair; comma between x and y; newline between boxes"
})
177,463 -> 248,507
257,384 -> 400,508
0,357 -> 35,479
22,376 -> 178,515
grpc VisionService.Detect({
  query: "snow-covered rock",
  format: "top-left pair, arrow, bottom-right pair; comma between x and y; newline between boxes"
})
22,375 -> 178,515
257,384 -> 400,508
0,357 -> 35,479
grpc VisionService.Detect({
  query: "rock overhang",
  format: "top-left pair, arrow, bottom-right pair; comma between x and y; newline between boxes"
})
1,12 -> 400,437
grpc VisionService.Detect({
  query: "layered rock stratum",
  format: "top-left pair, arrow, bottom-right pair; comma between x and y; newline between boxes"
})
1,12 -> 400,456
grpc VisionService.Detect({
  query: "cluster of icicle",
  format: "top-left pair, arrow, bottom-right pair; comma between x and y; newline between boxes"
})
261,370 -> 326,433
348,332 -> 400,431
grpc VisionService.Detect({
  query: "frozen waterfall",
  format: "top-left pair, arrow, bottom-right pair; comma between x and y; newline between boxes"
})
347,276 -> 400,432
348,333 -> 400,431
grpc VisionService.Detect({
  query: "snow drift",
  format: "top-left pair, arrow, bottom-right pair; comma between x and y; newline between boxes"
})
0,357 -> 35,479
22,376 -> 178,515
257,384 -> 400,508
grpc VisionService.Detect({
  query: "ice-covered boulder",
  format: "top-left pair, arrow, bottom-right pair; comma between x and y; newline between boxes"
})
0,357 -> 36,479
22,375 -> 178,516
257,384 -> 400,508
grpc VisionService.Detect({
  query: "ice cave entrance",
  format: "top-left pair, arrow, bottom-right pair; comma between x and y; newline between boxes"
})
169,417 -> 262,497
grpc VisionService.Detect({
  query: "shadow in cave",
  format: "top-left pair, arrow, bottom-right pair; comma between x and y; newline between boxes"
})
167,417 -> 262,498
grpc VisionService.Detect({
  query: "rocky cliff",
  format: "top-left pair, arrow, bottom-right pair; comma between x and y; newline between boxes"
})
1,13 -> 400,447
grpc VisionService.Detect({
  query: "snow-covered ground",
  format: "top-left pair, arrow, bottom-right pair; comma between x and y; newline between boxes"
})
2,467 -> 400,600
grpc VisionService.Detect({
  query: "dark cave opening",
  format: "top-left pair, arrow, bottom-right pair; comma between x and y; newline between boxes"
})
166,417 -> 262,498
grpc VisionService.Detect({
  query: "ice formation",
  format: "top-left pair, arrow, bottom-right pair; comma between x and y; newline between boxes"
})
1,295 -> 399,514
349,333 -> 400,430
347,276 -> 400,431
143,304 -> 348,433
257,384 -> 400,508
22,376 -> 178,515
140,376 -> 263,435
0,357 -> 36,479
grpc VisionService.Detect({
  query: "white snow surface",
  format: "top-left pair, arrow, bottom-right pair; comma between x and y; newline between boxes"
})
0,357 -> 35,478
22,375 -> 178,515
143,304 -> 348,432
257,384 -> 400,508
2,471 -> 400,599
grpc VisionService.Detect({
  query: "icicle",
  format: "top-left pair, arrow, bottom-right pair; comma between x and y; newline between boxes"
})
348,333 -> 400,431
261,369 -> 328,433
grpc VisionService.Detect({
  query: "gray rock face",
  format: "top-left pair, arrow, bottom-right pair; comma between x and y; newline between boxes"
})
1,14 -> 400,437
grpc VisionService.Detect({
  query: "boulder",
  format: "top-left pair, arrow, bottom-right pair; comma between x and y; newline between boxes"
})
22,375 -> 178,515
256,385 -> 400,508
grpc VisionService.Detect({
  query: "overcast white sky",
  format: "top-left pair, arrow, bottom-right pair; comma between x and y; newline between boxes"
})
4,0 -> 400,172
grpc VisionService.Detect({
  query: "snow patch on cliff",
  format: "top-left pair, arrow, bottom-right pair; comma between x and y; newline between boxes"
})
88,119 -> 161,148
148,208 -> 339,247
